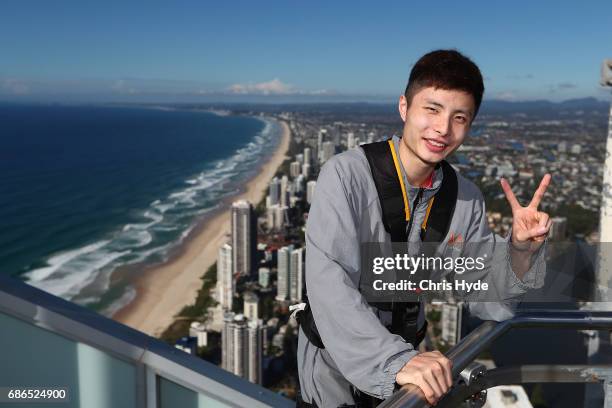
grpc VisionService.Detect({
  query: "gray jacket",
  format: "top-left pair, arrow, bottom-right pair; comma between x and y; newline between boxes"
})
297,136 -> 545,407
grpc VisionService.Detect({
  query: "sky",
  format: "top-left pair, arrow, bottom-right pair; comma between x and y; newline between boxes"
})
1,1 -> 611,103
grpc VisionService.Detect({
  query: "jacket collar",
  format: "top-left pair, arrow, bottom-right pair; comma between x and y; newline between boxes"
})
391,135 -> 443,205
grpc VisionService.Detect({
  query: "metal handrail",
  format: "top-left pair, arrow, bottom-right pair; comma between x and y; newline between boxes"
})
378,310 -> 612,408
437,364 -> 612,407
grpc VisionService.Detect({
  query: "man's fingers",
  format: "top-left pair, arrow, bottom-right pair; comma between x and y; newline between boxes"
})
396,371 -> 437,405
416,377 -> 438,405
396,352 -> 453,405
533,218 -> 553,242
500,178 -> 521,212
520,222 -> 552,241
422,369 -> 444,402
528,174 -> 551,209
538,212 -> 550,228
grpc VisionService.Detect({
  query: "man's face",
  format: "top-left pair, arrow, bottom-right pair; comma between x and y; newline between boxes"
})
399,86 -> 475,166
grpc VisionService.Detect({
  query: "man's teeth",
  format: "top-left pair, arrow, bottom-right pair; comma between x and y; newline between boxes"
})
428,140 -> 445,147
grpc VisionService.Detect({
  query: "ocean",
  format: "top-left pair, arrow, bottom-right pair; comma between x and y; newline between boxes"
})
0,104 -> 281,315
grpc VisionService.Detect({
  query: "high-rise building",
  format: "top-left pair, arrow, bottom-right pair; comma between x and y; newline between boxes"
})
584,58 -> 612,408
441,302 -> 463,346
247,320 -> 264,385
290,247 -> 304,302
304,147 -> 312,165
320,141 -> 336,164
258,267 -> 270,288
317,129 -> 326,162
367,132 -> 375,144
347,132 -> 355,150
290,161 -> 301,178
280,175 -> 289,207
268,177 -> 280,206
231,200 -> 256,277
221,312 -> 234,371
302,163 -> 311,178
243,292 -> 259,321
266,204 -> 277,231
217,243 -> 233,310
222,312 -> 264,385
294,174 -> 304,194
222,313 -> 248,378
307,181 -> 317,204
276,246 -> 292,301
558,141 -> 567,153
276,205 -> 288,230
596,95 -> 612,301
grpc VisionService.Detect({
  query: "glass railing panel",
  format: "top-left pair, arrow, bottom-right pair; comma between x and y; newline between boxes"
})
158,376 -> 232,408
0,311 -> 136,408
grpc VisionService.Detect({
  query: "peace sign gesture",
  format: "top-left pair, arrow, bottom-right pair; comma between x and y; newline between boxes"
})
500,174 -> 552,252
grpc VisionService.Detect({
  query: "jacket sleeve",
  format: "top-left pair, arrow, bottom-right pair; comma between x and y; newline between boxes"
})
460,188 -> 546,320
305,159 -> 418,399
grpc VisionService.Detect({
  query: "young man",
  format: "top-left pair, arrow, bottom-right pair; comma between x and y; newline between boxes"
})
296,50 -> 551,407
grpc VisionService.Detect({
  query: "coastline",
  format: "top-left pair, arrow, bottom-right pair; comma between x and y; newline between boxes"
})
113,119 -> 291,337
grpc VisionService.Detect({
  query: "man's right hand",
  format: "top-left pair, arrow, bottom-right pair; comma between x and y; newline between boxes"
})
395,351 -> 453,405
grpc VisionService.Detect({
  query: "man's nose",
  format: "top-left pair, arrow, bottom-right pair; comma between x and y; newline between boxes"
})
433,115 -> 452,136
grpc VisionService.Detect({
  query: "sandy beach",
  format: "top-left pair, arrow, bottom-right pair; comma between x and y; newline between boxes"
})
113,119 -> 290,337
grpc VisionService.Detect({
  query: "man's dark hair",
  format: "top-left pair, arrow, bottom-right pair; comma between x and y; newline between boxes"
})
404,49 -> 484,117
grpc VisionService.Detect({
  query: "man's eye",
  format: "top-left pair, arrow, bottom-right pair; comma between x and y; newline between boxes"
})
425,107 -> 438,113
455,116 -> 467,123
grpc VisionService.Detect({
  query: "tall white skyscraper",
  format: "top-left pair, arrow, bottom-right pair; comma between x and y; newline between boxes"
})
217,243 -> 233,310
290,247 -> 304,302
441,303 -> 463,346
268,177 -> 280,206
290,161 -> 301,178
347,132 -> 355,150
307,181 -> 317,204
231,200 -> 256,277
321,141 -> 336,163
304,147 -> 312,165
280,175 -> 289,207
266,204 -> 278,231
222,313 -> 248,378
597,99 -> 612,301
243,292 -> 259,321
317,129 -> 326,162
302,163 -> 311,178
584,62 -> 612,408
247,320 -> 264,385
295,174 -> 305,194
258,267 -> 270,288
276,246 -> 292,301
222,312 -> 264,385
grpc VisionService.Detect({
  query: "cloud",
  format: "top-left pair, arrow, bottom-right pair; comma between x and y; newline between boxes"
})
111,79 -> 138,94
1,78 -> 30,95
227,78 -> 294,95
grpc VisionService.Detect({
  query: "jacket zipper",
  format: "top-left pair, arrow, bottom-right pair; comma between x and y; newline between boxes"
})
406,187 -> 423,240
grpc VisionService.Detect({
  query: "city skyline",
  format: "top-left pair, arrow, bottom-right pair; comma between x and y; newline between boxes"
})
1,1 -> 611,103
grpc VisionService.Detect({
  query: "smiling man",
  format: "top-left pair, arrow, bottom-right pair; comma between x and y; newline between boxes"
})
296,50 -> 550,407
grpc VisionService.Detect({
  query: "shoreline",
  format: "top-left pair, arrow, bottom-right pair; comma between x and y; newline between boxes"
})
112,119 -> 291,337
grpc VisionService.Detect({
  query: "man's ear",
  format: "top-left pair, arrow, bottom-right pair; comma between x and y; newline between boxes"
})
398,95 -> 408,123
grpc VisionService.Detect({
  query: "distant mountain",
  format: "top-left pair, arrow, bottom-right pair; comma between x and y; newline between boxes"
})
480,97 -> 608,116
